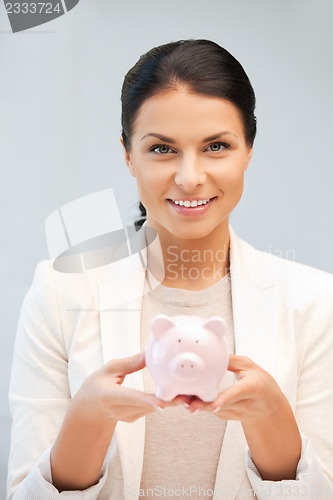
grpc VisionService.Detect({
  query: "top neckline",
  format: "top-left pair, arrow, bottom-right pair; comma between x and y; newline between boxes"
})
145,272 -> 231,306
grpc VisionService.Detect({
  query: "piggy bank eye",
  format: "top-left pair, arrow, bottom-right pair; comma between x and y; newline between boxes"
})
195,340 -> 199,343
178,339 -> 181,342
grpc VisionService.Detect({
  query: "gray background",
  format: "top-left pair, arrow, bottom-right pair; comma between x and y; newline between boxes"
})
1,0 -> 332,496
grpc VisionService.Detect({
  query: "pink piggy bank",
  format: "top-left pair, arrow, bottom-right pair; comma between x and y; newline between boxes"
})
145,314 -> 229,402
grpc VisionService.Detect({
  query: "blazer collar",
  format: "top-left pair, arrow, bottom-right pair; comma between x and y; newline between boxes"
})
93,222 -> 279,499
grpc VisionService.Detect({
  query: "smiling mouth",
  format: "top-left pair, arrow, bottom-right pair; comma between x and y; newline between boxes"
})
168,197 -> 217,207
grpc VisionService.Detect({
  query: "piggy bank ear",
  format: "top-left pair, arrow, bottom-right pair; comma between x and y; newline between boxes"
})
151,314 -> 175,340
202,316 -> 227,342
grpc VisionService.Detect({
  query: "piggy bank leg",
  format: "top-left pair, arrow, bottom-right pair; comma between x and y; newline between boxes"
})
155,386 -> 177,402
197,389 -> 218,403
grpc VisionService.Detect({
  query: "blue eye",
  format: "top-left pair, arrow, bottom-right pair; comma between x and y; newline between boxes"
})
206,141 -> 230,152
150,144 -> 173,154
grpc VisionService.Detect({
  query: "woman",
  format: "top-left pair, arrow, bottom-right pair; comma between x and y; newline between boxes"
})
7,39 -> 333,499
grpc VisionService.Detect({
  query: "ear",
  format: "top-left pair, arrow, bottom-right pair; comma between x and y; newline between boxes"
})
151,314 -> 176,341
120,134 -> 136,177
202,316 -> 227,342
244,146 -> 253,171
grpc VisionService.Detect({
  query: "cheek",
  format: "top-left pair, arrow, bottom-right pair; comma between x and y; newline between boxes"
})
134,164 -> 166,202
217,160 -> 245,193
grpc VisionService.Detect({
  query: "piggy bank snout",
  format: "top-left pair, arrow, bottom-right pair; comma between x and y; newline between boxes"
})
169,352 -> 204,379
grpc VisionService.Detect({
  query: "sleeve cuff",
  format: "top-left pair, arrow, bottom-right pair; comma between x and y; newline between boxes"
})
11,446 -> 109,499
244,432 -> 333,500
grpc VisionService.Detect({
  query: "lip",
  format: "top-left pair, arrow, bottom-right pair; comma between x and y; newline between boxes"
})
169,197 -> 213,202
167,197 -> 216,217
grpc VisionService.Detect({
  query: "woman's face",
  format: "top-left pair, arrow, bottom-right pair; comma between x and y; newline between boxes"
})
121,87 -> 253,241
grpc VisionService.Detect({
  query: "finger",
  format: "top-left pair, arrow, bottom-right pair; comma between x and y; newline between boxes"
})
210,383 -> 250,411
186,399 -> 210,413
227,355 -> 256,374
166,395 -> 193,407
110,384 -> 165,412
211,402 -> 251,420
113,374 -> 126,385
105,351 -> 146,377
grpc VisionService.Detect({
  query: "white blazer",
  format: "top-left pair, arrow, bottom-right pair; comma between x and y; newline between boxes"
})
7,224 -> 333,499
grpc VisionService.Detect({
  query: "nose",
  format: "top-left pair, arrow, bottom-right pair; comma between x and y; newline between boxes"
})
174,155 -> 206,191
169,353 -> 204,380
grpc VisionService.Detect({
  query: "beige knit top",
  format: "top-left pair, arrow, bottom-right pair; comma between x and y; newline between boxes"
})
139,272 -> 235,499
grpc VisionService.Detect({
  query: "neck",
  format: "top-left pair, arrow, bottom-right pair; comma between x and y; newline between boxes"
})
145,220 -> 230,291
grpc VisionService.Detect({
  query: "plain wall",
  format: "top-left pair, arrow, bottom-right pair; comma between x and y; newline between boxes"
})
1,0 -> 332,496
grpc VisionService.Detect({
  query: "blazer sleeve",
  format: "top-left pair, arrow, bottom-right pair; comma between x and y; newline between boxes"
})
7,260 -> 108,499
244,279 -> 333,500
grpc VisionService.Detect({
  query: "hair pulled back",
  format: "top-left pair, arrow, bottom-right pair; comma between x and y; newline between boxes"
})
120,39 -> 257,230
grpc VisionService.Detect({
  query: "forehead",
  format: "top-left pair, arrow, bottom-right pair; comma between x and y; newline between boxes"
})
132,88 -> 245,139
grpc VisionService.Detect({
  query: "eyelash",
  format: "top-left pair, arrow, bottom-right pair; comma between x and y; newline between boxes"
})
149,141 -> 230,155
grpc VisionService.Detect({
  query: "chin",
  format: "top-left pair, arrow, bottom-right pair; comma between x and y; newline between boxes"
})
167,223 -> 214,240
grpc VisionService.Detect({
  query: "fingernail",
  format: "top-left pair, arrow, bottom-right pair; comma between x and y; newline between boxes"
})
212,406 -> 221,413
176,401 -> 188,407
152,404 -> 163,411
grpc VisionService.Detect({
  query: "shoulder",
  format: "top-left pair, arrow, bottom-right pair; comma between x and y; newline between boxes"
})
231,228 -> 333,306
32,258 -> 90,291
253,243 -> 332,291
21,260 -> 100,354
28,259 -> 98,312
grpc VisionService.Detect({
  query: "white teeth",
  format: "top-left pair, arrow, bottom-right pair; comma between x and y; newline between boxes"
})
172,198 -> 211,207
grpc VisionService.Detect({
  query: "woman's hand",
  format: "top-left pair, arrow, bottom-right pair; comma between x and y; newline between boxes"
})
185,354 -> 285,422
184,354 -> 302,481
71,351 -> 190,426
51,351 -> 190,492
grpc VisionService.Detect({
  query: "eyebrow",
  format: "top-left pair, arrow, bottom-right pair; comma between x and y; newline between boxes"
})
140,131 -> 238,143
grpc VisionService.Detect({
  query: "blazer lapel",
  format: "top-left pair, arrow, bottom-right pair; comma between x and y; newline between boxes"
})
213,226 -> 279,499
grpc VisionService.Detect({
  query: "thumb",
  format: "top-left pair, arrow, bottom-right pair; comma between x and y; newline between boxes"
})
227,354 -> 254,371
106,350 -> 146,376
